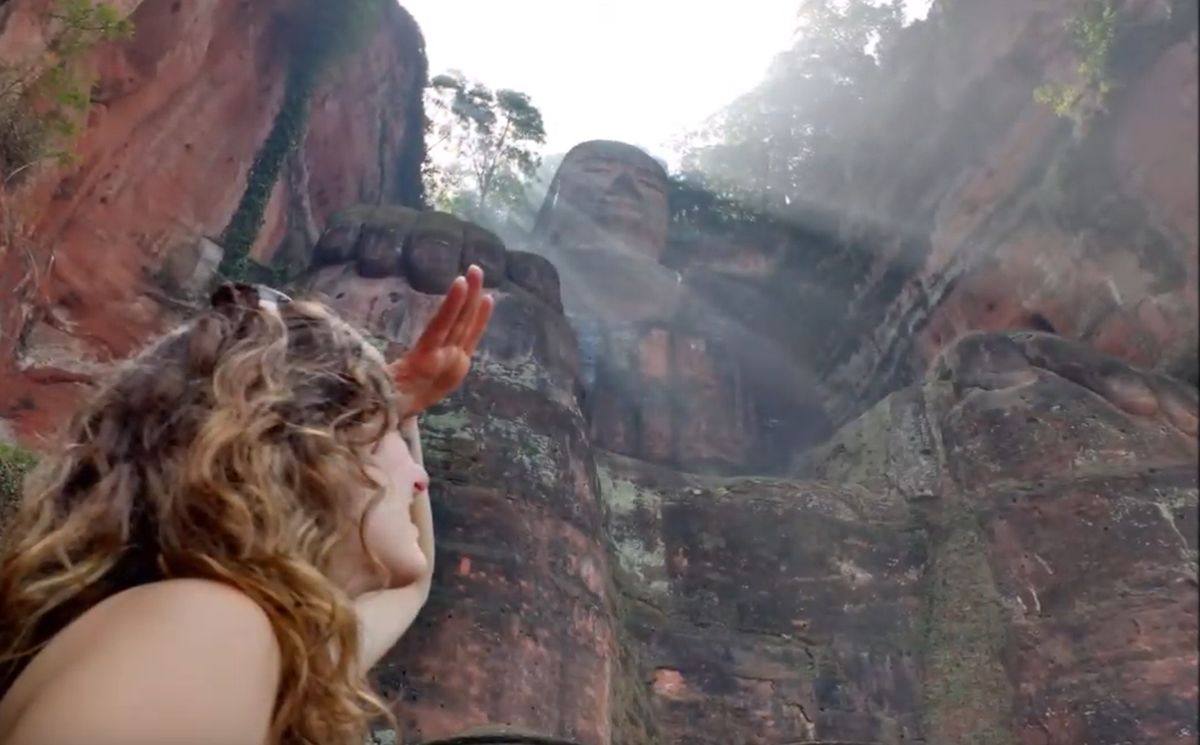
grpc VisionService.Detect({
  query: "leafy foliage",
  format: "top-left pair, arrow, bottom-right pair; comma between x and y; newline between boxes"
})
424,71 -> 547,229
0,0 -> 133,182
1034,0 -> 1119,128
678,0 -> 905,215
218,0 -> 386,280
669,171 -> 773,233
0,442 -> 36,516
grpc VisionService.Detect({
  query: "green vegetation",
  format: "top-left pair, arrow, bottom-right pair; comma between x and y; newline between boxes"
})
423,71 -> 547,232
678,0 -> 906,214
668,173 -> 772,233
608,584 -> 665,745
217,0 -> 386,280
1034,0 -> 1119,128
0,442 -> 37,517
217,67 -> 314,280
0,0 -> 133,183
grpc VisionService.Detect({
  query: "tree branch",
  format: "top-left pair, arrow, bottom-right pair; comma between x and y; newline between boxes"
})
476,116 -> 511,210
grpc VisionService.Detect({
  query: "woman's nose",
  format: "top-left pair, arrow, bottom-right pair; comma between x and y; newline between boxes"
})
414,470 -> 430,493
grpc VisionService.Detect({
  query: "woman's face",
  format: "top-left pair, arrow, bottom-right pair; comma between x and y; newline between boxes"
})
330,427 -> 430,596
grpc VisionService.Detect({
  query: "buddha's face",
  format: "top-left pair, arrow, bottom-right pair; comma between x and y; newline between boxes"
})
541,143 -> 670,262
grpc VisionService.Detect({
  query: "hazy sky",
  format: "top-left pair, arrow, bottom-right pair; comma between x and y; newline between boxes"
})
401,1 -> 934,164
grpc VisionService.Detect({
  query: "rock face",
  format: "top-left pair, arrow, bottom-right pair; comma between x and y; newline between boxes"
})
296,206 -> 1196,745
600,453 -> 926,744
520,134 -> 1200,739
798,0 -> 1199,426
604,331 -> 1197,745
535,141 -> 830,475
0,0 -> 426,440
914,334 -> 1197,745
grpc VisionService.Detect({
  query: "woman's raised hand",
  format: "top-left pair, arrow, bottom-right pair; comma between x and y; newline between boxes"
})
388,265 -> 494,417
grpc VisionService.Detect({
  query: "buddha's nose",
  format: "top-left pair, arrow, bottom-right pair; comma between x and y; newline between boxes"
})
609,172 -> 641,198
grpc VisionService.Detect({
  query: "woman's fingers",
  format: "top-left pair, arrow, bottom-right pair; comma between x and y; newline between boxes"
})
447,266 -> 489,348
424,266 -> 485,349
463,294 -> 495,356
464,264 -> 484,293
448,291 -> 484,347
416,275 -> 469,351
389,266 -> 491,414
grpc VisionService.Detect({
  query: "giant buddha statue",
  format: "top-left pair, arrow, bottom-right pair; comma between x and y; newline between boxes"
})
533,140 -> 829,473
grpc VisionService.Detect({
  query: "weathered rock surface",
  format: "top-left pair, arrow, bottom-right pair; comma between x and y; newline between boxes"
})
0,0 -> 425,440
796,330 -> 1198,745
797,0 -> 1199,426
598,330 -> 1196,745
600,452 -> 925,744
302,200 -> 1196,745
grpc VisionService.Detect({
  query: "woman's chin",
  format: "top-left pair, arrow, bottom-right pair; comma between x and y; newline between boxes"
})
384,552 -> 429,588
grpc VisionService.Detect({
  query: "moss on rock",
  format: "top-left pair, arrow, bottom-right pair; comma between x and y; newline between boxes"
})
0,442 -> 36,520
919,510 -> 1014,745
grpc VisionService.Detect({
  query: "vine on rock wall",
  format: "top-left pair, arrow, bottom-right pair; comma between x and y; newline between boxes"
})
217,0 -> 386,280
217,65 -> 315,280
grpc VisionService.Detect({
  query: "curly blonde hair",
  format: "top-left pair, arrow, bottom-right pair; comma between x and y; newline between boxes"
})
0,288 -> 403,744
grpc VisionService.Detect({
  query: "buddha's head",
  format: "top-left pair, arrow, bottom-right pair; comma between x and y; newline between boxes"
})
533,140 -> 670,263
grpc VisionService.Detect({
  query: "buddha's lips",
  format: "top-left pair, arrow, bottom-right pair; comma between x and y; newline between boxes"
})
597,197 -> 647,221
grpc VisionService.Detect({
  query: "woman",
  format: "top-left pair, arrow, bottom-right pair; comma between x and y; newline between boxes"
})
0,265 -> 495,745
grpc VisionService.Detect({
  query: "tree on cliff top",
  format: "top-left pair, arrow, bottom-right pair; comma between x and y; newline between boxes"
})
423,71 -> 547,229
679,0 -> 905,215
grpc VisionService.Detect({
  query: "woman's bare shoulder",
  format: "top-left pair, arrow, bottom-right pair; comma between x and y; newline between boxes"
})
4,578 -> 281,745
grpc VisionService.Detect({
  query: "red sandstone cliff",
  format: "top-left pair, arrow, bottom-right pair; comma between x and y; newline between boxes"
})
303,206 -> 1196,745
798,0 -> 1198,426
0,0 -> 425,440
0,1 -> 1195,744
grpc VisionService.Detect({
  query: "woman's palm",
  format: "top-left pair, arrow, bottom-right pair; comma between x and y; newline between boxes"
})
389,266 -> 494,416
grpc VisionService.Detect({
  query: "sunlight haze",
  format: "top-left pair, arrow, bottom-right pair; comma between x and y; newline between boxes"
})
401,1 -> 935,165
